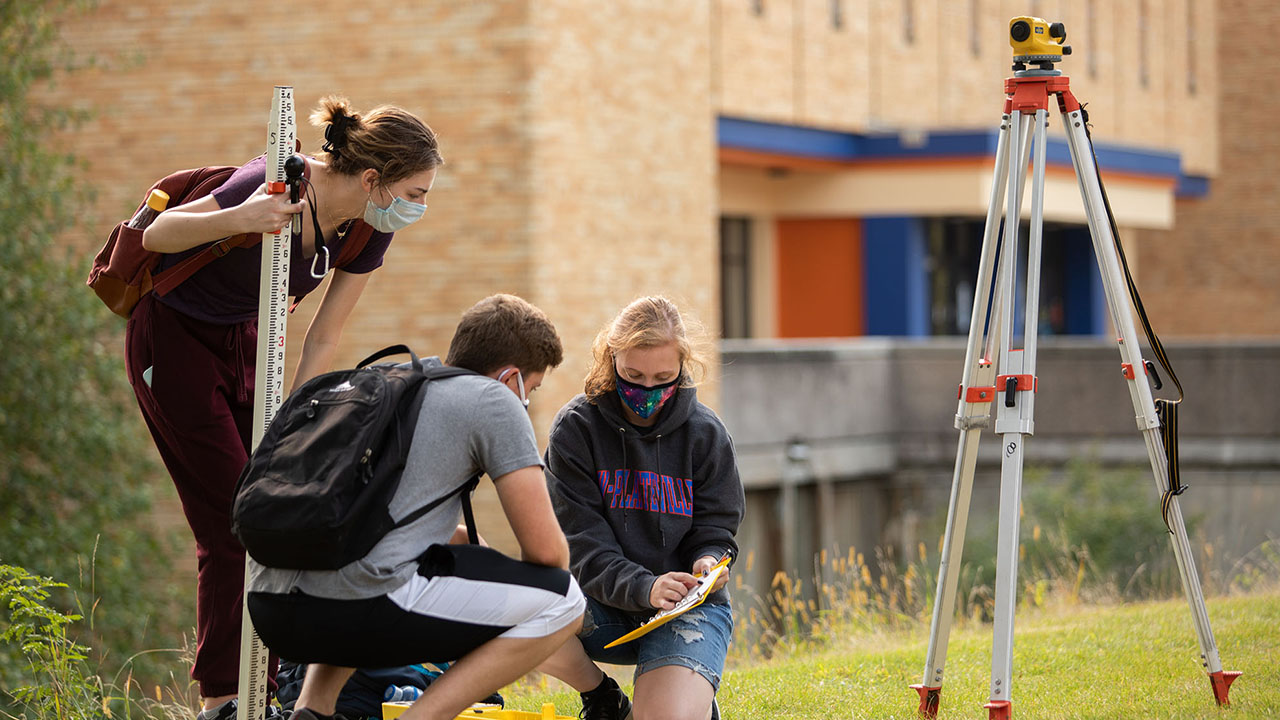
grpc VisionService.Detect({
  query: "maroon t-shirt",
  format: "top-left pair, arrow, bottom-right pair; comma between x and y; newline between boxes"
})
154,155 -> 393,325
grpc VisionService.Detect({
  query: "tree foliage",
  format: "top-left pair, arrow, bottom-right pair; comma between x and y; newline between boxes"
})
0,0 -> 187,697
0,565 -> 102,719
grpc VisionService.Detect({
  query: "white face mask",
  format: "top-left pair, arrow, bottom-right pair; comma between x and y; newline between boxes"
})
498,368 -> 529,411
363,193 -> 426,233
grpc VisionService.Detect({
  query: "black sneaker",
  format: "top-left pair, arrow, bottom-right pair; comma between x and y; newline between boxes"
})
281,709 -> 342,720
579,675 -> 633,720
195,700 -> 238,720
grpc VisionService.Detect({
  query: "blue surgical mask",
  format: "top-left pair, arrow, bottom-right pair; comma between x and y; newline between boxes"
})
364,193 -> 426,233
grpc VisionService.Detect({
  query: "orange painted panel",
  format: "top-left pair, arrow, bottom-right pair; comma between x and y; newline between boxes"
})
776,219 -> 864,337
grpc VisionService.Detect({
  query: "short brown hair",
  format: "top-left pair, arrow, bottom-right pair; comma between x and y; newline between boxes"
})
310,95 -> 443,186
583,296 -> 708,399
446,294 -> 563,375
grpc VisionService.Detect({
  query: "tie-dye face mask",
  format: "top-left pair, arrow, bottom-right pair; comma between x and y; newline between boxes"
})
615,372 -> 679,420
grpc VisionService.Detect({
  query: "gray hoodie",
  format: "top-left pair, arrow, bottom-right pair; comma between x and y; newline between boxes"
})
546,386 -> 744,614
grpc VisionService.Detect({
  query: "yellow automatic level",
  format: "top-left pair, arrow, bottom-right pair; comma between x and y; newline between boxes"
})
1009,16 -> 1071,63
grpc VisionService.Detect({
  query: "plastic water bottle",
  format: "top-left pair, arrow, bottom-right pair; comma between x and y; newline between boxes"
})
127,189 -> 169,230
383,684 -> 422,702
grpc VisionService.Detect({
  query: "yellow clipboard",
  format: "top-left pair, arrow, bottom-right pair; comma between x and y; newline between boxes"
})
603,554 -> 732,649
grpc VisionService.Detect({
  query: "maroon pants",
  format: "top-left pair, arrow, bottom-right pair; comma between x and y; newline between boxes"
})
125,294 -> 278,698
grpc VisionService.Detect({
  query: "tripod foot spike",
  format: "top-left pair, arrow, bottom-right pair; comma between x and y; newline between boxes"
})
1209,670 -> 1242,706
983,700 -> 1011,720
909,684 -> 941,718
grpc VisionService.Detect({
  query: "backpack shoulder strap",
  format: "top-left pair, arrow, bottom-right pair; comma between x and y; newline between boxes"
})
152,233 -> 256,296
150,166 -> 255,297
151,165 -> 238,208
181,166 -> 240,205
358,344 -> 421,369
392,474 -> 483,538
334,220 -> 377,269
389,364 -> 485,542
459,475 -> 481,545
423,366 -> 479,381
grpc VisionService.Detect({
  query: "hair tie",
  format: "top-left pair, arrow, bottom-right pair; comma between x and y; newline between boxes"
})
322,114 -> 355,156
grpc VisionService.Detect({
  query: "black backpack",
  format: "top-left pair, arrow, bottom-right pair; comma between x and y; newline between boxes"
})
232,345 -> 481,570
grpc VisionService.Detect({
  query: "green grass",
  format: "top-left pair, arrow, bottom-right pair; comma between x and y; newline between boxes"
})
506,591 -> 1280,719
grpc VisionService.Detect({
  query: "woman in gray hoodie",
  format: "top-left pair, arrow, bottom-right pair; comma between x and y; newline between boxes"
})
541,296 -> 745,720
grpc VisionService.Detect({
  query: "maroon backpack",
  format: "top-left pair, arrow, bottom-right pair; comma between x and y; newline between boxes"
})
87,164 -> 373,318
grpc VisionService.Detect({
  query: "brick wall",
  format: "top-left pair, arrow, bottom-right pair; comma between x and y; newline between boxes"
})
53,1 -> 539,367
51,0 -> 544,557
43,0 -> 1263,567
716,0 -> 798,122
1138,0 -> 1280,337
510,1 -> 718,550
713,0 -> 1218,175
50,0 -> 717,555
798,0 -> 872,129
526,0 -> 718,414
711,0 -> 1240,338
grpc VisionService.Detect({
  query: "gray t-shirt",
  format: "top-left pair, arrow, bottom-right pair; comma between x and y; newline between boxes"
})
248,358 -> 541,600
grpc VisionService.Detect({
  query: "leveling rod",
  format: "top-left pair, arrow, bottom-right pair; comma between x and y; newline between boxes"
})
236,85 -> 296,720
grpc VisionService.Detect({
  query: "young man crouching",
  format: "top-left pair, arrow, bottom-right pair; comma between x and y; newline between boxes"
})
246,294 -> 584,720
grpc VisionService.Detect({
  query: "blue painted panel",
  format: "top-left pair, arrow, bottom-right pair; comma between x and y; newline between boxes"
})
1069,231 -> 1112,337
904,224 -> 930,337
858,131 -> 1002,158
1176,174 -> 1210,197
1091,257 -> 1110,338
718,115 -> 1191,182
718,117 -> 862,158
1043,137 -> 1183,178
863,217 -> 930,337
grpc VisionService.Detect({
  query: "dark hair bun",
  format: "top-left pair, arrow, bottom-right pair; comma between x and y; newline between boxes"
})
312,95 -> 361,156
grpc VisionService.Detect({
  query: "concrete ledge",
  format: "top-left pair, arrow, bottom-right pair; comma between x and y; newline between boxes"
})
723,337 -> 1280,487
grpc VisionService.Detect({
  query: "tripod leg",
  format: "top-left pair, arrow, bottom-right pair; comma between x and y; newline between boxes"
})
912,109 -> 1015,718
981,109 -> 1042,720
1059,103 -> 1240,706
983,426 -> 1024,720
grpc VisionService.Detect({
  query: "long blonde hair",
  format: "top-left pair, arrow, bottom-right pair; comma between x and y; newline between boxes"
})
584,296 -> 708,399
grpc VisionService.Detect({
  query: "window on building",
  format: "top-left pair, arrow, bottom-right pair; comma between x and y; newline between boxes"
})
1139,0 -> 1150,89
1087,0 -> 1098,78
926,218 -> 1097,337
928,219 -> 982,336
751,0 -> 764,17
969,0 -> 981,57
831,0 -> 844,30
903,0 -> 915,45
720,216 -> 753,339
1187,0 -> 1198,94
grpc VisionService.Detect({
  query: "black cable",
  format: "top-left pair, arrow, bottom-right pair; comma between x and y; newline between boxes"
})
1080,105 -> 1187,533
301,177 -> 328,272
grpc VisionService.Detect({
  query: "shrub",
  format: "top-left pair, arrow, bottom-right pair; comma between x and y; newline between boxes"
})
959,458 -> 1197,607
1,565 -> 196,720
0,0 -> 188,697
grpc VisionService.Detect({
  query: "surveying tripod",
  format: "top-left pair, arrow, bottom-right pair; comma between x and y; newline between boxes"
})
908,17 -> 1239,720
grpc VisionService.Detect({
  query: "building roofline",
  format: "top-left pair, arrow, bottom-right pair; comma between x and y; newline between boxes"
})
717,116 -> 1209,197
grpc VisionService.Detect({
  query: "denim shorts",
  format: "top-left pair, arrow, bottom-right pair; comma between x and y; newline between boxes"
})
577,596 -> 733,691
